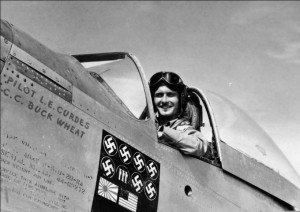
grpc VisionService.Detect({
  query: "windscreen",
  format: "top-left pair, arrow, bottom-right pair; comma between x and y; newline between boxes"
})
80,55 -> 147,119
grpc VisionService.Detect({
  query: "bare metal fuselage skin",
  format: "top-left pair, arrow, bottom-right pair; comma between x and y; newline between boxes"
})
1,19 -> 299,212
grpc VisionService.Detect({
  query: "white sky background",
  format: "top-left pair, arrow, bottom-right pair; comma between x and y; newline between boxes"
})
1,1 -> 299,175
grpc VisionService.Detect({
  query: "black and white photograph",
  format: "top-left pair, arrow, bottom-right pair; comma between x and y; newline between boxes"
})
1,1 -> 300,211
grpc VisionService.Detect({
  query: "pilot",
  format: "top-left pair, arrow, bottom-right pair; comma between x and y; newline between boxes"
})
149,71 -> 210,158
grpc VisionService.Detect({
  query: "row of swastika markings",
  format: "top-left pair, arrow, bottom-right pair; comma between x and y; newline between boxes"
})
103,135 -> 159,180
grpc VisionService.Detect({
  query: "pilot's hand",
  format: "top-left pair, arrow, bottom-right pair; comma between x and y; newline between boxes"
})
155,118 -> 160,130
157,131 -> 163,138
157,125 -> 164,138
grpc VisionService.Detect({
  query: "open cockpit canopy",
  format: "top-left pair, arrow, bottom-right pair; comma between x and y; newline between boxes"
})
206,91 -> 300,188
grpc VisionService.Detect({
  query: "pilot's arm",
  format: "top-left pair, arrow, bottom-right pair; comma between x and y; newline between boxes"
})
158,123 -> 210,158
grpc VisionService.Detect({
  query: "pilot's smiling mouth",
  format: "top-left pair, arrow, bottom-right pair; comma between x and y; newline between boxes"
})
158,102 -> 173,109
159,105 -> 173,111
160,105 -> 172,109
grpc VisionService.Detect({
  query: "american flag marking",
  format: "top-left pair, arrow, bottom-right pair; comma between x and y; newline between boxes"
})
118,188 -> 138,212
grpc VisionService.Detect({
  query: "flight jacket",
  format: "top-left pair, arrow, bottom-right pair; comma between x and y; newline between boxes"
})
158,118 -> 210,158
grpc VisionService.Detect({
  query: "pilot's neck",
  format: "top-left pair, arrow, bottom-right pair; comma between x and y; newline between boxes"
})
157,114 -> 178,126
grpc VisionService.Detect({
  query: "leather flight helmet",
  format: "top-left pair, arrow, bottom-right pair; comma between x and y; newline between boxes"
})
149,71 -> 188,117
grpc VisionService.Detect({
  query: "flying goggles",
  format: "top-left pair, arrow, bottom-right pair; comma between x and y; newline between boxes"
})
149,72 -> 183,87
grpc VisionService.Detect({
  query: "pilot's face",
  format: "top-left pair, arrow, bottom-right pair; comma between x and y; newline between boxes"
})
154,85 -> 180,120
